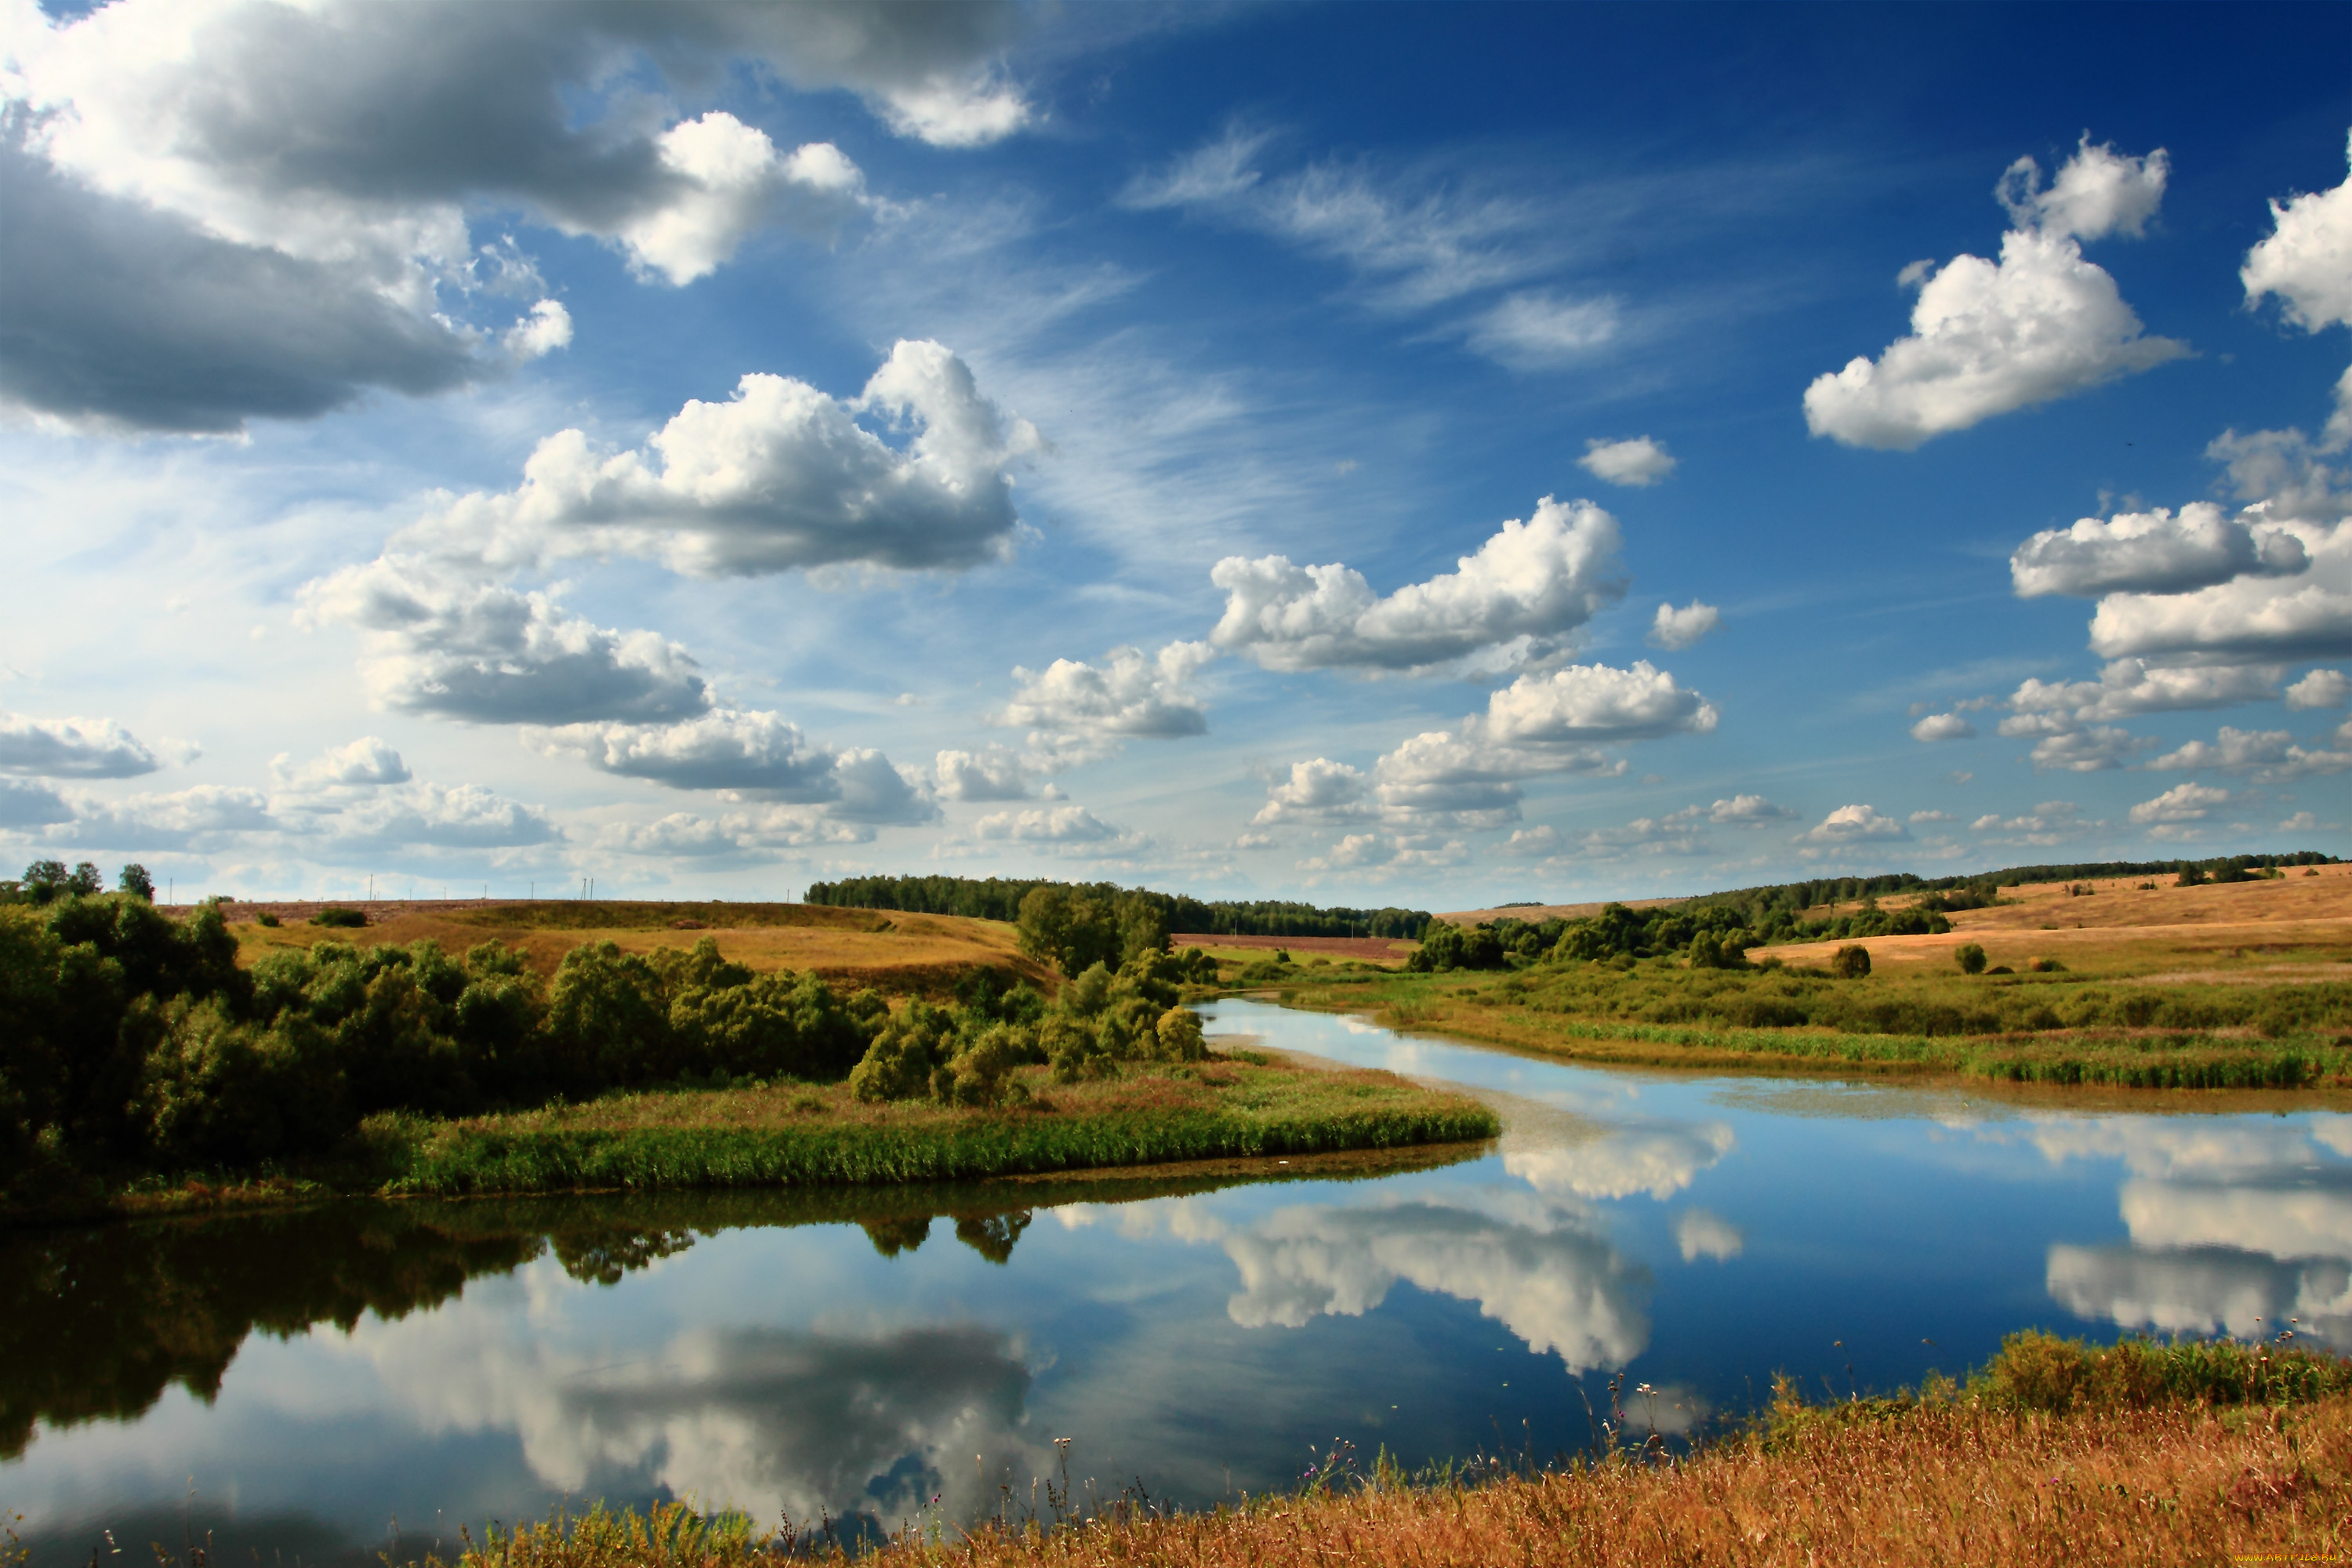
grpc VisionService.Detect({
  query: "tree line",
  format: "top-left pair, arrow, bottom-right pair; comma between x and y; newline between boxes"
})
808,874 -> 1433,939
4,860 -> 154,905
0,883 -> 1216,1195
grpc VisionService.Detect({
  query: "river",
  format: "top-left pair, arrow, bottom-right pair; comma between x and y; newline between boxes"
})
7,995 -> 2347,1561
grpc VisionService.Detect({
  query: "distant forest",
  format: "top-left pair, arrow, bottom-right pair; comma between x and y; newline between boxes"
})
1682,851 -> 2339,927
804,876 -> 1435,940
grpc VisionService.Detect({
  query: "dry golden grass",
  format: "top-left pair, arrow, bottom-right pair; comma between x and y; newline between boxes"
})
223,899 -> 1055,996
1173,933 -> 1414,963
1776,862 -> 2352,978
1439,896 -> 1682,925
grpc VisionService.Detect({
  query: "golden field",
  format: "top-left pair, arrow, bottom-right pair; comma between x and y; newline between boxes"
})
213,898 -> 1057,996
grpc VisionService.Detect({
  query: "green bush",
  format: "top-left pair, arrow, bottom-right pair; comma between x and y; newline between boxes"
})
1831,945 -> 1872,979
311,907 -> 366,927
1954,942 -> 1987,975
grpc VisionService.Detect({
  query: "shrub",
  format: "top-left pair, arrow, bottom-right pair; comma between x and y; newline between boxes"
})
938,1025 -> 1030,1107
1153,1005 -> 1207,1062
848,1003 -> 958,1102
256,910 -> 281,927
1831,945 -> 1872,979
1954,942 -> 1987,975
312,907 -> 366,927
2027,956 -> 2068,973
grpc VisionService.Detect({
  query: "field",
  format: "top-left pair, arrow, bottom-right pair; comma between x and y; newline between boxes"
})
1776,862 -> 2352,977
1260,866 -> 2352,1090
209,898 -> 1057,996
1436,896 -> 1682,925
1172,932 -> 1417,962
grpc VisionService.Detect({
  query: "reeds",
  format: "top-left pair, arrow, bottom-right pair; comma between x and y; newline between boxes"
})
385,1059 -> 1498,1196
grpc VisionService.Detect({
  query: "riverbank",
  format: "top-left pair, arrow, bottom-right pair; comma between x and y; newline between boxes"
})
422,1334 -> 2352,1567
14,1052 -> 1496,1223
1254,963 -> 2352,1090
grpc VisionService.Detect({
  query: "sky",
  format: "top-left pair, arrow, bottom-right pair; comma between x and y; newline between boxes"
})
2,0 -> 2349,910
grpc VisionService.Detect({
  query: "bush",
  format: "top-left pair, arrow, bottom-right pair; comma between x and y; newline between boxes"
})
1954,942 -> 1987,975
1831,945 -> 1872,979
848,1004 -> 958,1102
256,910 -> 281,927
1410,923 -> 1508,972
2027,956 -> 2068,973
312,907 -> 366,927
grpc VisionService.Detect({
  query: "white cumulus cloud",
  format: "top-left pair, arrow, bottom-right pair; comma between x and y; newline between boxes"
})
1803,137 -> 2187,449
1000,643 -> 1214,740
2129,781 -> 2230,826
302,558 -> 710,725
1578,436 -> 1677,488
2287,668 -> 2350,709
1209,495 -> 1625,673
1647,600 -> 1719,650
540,711 -> 935,826
2242,132 -> 2352,337
0,712 -> 163,779
400,341 -> 1040,579
1798,804 -> 1908,844
1371,661 -> 1714,822
2009,503 -> 2308,598
1910,713 -> 1977,742
1252,758 -> 1372,826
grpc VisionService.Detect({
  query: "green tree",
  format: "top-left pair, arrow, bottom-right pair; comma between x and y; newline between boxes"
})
1831,945 -> 1873,979
20,861 -> 65,906
64,862 -> 103,897
1015,884 -> 1120,977
1955,942 -> 1987,975
118,864 -> 154,902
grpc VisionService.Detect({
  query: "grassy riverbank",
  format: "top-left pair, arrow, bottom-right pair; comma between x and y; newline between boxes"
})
408,1333 -> 2352,1568
1259,963 -> 2352,1088
369,1053 -> 1496,1197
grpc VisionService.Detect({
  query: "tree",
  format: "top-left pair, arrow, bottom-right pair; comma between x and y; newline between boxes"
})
65,862 -> 103,897
21,860 -> 66,905
118,864 -> 155,902
1831,945 -> 1872,979
1954,942 -> 1987,975
1015,884 -> 1120,977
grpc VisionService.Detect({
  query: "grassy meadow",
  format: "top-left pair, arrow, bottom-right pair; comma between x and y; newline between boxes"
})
387,1333 -> 2352,1568
371,1051 -> 1497,1197
1247,866 -> 2352,1090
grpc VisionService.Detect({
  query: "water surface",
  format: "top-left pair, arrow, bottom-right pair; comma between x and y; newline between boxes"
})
8,996 -> 2347,1562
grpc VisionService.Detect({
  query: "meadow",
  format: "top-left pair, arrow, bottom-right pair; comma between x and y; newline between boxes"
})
368,1333 -> 2352,1568
1269,866 -> 2352,1090
370,1053 -> 1497,1198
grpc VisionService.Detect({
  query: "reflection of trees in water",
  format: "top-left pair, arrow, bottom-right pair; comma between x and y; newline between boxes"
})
5,1154 -> 1474,1458
956,1210 -> 1032,1264
0,1206 -> 541,1459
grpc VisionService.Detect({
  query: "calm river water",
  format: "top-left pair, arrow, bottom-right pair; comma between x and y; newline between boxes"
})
7,996 -> 2348,1562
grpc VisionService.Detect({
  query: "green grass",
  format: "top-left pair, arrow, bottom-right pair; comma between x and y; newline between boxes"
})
1267,963 -> 2352,1088
375,1054 -> 1498,1196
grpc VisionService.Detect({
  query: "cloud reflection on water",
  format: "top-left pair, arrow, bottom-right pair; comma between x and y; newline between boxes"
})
2023,1114 -> 2352,1345
344,1281 -> 1044,1530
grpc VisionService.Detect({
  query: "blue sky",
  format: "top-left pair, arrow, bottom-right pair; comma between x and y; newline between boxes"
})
2,0 -> 2347,908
